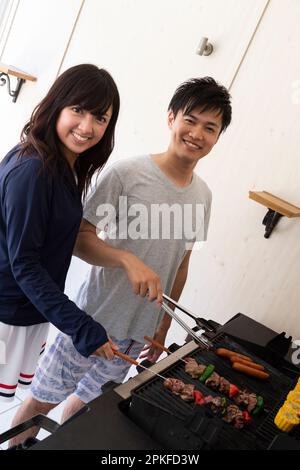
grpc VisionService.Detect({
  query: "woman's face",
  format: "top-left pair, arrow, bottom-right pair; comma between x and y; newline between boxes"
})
56,105 -> 113,160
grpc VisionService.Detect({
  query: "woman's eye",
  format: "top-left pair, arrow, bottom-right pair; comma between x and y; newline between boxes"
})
72,106 -> 82,113
96,116 -> 107,124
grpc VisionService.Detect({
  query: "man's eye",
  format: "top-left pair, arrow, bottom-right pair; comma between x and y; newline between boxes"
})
185,118 -> 193,123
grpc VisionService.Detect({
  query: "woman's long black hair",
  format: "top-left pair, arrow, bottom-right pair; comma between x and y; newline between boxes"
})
20,64 -> 120,197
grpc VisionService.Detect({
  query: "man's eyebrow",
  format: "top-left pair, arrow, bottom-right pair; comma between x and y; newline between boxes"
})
186,112 -> 220,128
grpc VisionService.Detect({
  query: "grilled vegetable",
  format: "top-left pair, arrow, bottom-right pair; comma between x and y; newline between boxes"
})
252,396 -> 264,416
199,364 -> 215,383
229,383 -> 240,398
242,411 -> 252,425
194,390 -> 205,405
274,407 -> 299,432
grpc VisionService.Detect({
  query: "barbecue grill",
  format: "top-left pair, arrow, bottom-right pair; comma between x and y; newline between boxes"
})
2,313 -> 300,450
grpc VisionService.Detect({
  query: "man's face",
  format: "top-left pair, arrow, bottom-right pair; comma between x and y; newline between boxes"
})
168,107 -> 223,164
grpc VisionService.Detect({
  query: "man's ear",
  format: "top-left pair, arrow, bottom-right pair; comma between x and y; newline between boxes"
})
167,110 -> 175,130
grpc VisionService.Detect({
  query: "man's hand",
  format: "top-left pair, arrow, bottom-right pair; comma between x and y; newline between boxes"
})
75,219 -> 163,305
139,328 -> 168,363
121,252 -> 163,305
92,338 -> 118,360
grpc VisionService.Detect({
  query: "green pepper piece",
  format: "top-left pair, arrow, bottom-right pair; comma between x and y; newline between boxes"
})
221,397 -> 228,415
199,364 -> 215,383
252,396 -> 264,416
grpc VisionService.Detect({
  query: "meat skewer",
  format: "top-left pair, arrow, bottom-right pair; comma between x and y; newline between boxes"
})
184,357 -> 263,414
164,378 -> 247,429
142,338 -> 263,415
115,349 -> 251,429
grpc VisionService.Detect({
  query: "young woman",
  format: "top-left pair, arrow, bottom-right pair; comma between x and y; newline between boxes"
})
0,64 -> 120,401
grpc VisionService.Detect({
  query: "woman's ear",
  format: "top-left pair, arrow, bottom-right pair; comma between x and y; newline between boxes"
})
167,110 -> 175,130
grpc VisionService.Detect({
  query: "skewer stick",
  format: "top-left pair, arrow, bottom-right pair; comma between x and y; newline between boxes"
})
113,349 -> 166,380
144,335 -> 188,364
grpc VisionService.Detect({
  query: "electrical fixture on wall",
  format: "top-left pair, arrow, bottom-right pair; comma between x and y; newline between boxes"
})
249,190 -> 300,238
0,62 -> 37,102
196,37 -> 214,56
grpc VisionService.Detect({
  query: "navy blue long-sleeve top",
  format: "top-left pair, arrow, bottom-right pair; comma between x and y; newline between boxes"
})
0,146 -> 108,357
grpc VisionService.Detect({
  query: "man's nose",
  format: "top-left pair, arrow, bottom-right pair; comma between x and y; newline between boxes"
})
189,126 -> 204,140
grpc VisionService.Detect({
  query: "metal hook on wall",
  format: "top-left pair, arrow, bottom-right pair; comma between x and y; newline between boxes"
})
0,72 -> 25,103
196,37 -> 214,56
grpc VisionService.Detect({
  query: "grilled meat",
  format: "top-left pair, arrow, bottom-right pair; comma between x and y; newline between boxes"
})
204,395 -> 223,413
185,358 -> 206,378
219,376 -> 230,395
223,405 -> 244,429
234,390 -> 257,413
180,384 -> 195,402
163,379 -> 195,401
205,372 -> 220,390
163,378 -> 185,395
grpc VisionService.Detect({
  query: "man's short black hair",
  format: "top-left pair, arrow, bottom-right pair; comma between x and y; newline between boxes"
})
168,77 -> 232,133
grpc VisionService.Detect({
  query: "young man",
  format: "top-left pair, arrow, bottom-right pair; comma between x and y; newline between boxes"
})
11,77 -> 231,444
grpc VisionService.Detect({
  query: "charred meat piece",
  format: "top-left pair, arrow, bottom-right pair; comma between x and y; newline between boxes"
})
204,395 -> 224,414
163,378 -> 195,401
234,390 -> 258,413
234,411 -> 245,429
185,358 -> 206,378
180,384 -> 195,402
223,405 -> 244,429
205,372 -> 220,390
163,378 -> 185,395
219,376 -> 230,395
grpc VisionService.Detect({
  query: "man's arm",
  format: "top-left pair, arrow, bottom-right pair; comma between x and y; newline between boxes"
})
74,218 -> 163,303
141,250 -> 192,362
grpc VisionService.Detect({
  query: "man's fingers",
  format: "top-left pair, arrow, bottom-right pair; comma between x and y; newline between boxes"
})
139,282 -> 148,297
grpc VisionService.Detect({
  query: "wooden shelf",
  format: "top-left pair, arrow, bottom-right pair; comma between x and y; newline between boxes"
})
249,191 -> 300,218
0,62 -> 37,82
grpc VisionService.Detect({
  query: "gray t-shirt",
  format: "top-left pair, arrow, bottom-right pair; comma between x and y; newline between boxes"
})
74,155 -> 212,342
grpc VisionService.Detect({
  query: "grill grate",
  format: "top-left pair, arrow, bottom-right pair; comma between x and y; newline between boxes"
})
128,334 -> 298,450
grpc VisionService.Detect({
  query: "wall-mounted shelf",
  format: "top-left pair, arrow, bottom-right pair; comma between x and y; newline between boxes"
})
249,190 -> 300,238
0,62 -> 37,102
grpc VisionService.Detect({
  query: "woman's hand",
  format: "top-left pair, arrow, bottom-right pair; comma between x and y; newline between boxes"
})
92,337 -> 118,360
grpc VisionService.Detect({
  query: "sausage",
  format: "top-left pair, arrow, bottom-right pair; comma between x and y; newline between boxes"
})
215,348 -> 253,362
229,356 -> 265,371
232,362 -> 270,380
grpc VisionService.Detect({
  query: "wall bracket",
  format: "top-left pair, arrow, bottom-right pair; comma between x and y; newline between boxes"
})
262,209 -> 283,239
249,190 -> 300,238
0,63 -> 37,103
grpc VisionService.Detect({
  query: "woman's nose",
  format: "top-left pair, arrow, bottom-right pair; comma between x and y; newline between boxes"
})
78,115 -> 93,134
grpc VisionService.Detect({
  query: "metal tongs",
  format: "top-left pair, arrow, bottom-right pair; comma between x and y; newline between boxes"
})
161,293 -> 214,350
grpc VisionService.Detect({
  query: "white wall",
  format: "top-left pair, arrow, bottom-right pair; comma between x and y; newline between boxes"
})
1,0 -> 299,346
183,0 -> 300,340
0,0 -> 83,155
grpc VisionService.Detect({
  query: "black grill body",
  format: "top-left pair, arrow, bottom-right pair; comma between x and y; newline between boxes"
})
28,313 -> 300,450
127,333 -> 299,450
